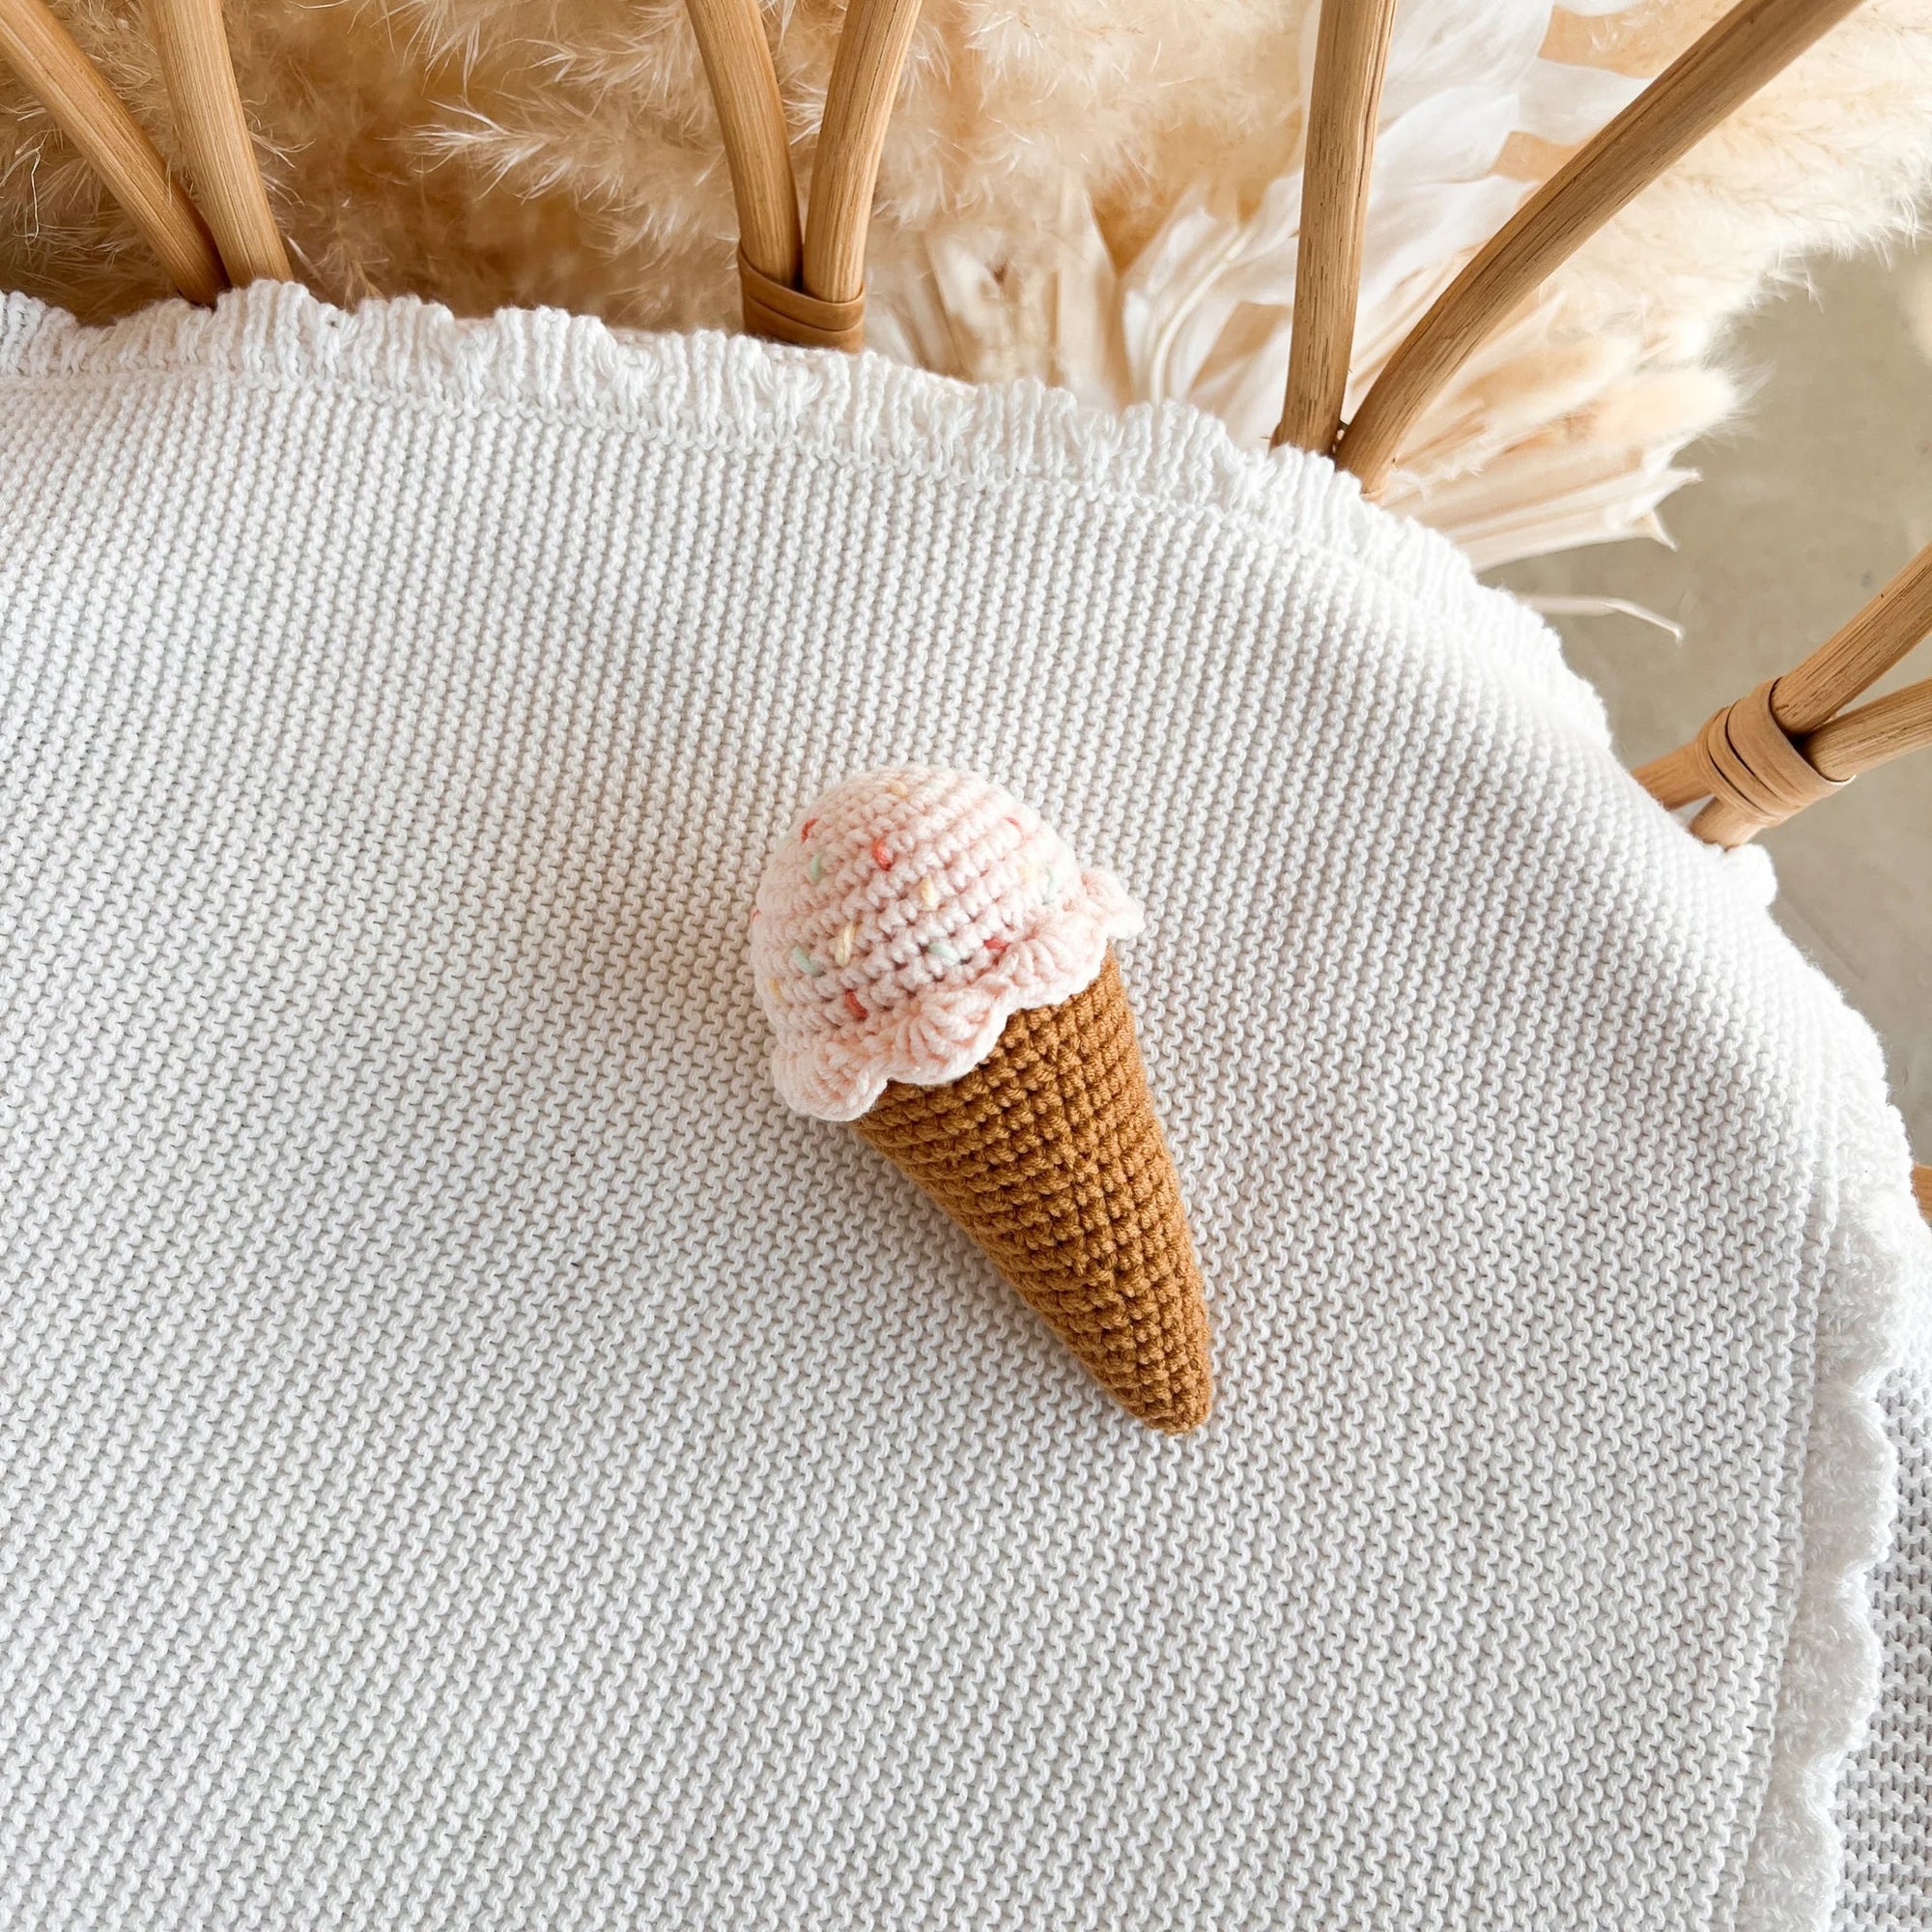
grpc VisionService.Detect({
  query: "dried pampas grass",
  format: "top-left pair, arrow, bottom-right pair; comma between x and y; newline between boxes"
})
1,0 -> 1929,566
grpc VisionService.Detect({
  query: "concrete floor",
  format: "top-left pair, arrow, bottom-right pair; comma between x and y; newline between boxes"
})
1492,246 -> 1932,1157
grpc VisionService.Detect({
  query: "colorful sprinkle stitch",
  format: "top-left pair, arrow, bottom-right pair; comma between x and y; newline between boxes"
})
753,768 -> 1144,1120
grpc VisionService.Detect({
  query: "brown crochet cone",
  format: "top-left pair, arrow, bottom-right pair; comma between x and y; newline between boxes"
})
855,952 -> 1212,1434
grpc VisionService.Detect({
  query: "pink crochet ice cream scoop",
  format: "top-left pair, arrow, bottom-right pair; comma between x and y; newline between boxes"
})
753,767 -> 1143,1122
752,767 -> 1212,1434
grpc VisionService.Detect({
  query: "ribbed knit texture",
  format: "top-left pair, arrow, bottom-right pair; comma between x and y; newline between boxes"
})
1,284 -> 1927,1932
1834,1342 -> 1932,1932
855,953 -> 1212,1434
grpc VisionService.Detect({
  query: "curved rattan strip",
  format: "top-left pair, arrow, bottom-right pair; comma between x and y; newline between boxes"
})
1804,675 -> 1932,782
1336,0 -> 1864,495
800,0 -> 923,316
1773,539 -> 1932,734
1272,0 -> 1399,456
739,249 -> 864,351
684,0 -> 802,296
1678,706 -> 1782,849
1705,701 -> 1788,819
685,0 -> 918,348
0,0 -> 224,302
1725,678 -> 1847,812
1638,538 -> 1931,842
149,0 -> 289,284
1687,683 -> 1847,846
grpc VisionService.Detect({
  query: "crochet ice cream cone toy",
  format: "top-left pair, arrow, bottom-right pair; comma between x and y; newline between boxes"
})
753,768 -> 1212,1434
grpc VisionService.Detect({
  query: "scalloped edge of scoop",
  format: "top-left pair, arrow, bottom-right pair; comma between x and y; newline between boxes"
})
771,869 -> 1144,1122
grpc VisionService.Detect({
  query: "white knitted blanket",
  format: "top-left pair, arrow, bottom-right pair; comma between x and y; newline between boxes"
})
2,285 -> 1927,1932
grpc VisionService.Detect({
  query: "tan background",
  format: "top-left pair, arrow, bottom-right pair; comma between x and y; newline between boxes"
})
1492,244 -> 1932,1156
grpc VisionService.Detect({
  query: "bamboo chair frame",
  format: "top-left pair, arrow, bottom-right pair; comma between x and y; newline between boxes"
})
148,0 -> 287,284
0,0 -> 286,293
1,0 -> 1925,1208
685,0 -> 922,350
0,0 -> 224,301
